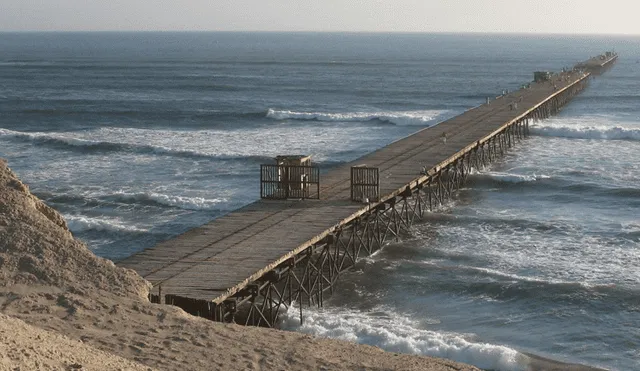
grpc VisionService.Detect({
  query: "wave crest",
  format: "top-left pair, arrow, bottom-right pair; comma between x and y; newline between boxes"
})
0,128 -> 271,163
65,214 -> 147,234
531,124 -> 640,141
40,190 -> 227,212
471,171 -> 551,184
107,191 -> 226,211
405,259 -> 636,307
280,305 -> 524,371
0,128 -> 217,158
266,108 -> 444,126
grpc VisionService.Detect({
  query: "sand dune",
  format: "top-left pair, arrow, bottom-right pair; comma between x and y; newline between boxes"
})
0,158 -> 478,371
0,313 -> 154,371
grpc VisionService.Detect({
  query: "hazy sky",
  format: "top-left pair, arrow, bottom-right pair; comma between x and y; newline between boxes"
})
1,0 -> 638,34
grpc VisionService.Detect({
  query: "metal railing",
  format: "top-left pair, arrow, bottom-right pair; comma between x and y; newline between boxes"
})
351,166 -> 379,202
260,164 -> 320,200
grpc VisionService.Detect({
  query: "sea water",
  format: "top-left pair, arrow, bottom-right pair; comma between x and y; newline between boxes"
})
0,32 -> 638,370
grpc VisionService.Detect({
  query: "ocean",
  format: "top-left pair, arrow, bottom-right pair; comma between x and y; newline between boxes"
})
0,32 -> 638,370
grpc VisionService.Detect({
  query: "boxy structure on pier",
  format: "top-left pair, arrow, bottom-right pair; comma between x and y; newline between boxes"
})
260,155 -> 319,200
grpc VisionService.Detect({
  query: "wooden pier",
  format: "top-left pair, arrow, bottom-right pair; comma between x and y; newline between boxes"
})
118,53 -> 617,327
575,51 -> 619,73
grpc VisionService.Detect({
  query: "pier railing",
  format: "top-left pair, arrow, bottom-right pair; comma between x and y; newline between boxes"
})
351,166 -> 379,202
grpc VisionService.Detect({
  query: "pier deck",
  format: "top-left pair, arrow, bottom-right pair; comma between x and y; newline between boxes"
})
118,54 -> 616,324
576,52 -> 619,70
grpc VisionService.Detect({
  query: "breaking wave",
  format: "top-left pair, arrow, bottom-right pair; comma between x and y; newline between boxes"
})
470,171 -> 551,184
0,60 -> 55,66
280,303 -> 605,370
396,258 -> 638,311
0,128 -> 208,157
530,124 -> 640,141
0,128 -> 270,162
106,191 -> 227,211
467,171 -> 640,202
420,213 -> 576,235
457,266 -> 603,290
280,305 -> 525,371
266,108 -> 444,126
65,214 -> 148,234
40,190 -> 227,211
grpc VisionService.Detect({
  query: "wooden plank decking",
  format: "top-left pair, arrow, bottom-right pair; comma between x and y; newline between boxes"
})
118,67 -> 592,305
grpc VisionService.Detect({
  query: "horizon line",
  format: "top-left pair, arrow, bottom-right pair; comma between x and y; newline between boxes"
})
0,30 -> 639,37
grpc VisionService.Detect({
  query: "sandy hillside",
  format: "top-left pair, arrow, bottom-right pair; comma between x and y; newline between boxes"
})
0,158 -> 480,371
0,313 -> 154,371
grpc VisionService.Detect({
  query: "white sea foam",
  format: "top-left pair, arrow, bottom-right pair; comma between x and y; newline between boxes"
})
65,214 -> 148,234
476,171 -> 550,183
110,191 -> 226,211
0,61 -> 54,67
266,108 -> 444,126
280,305 -> 525,371
0,128 -> 80,143
0,125 -> 378,163
458,265 -> 601,289
531,123 -> 640,141
0,128 -> 217,159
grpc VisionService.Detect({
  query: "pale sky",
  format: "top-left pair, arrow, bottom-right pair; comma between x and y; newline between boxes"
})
1,0 -> 639,34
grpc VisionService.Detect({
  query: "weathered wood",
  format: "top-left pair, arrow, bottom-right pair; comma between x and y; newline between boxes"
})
120,59 -> 606,313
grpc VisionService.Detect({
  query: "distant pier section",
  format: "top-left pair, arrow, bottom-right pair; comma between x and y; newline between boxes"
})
118,53 -> 617,327
575,51 -> 618,73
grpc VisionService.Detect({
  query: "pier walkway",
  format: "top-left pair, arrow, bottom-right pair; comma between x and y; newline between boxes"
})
118,53 -> 617,326
576,51 -> 619,71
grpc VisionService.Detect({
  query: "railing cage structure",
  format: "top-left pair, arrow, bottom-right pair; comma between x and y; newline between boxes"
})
351,166 -> 379,202
260,164 -> 320,200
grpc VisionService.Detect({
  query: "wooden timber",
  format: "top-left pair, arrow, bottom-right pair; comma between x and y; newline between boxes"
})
118,54 -> 615,324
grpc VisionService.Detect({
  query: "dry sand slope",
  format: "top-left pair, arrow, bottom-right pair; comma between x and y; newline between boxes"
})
0,158 -> 479,371
0,313 -> 153,371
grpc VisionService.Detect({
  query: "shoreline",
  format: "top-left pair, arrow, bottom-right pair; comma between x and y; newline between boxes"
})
0,158 -> 480,370
0,158 -> 611,371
